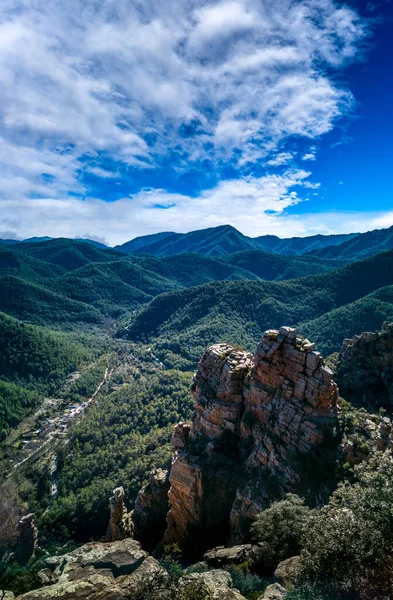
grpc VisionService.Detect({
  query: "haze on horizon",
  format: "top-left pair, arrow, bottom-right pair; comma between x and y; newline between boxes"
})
0,0 -> 392,246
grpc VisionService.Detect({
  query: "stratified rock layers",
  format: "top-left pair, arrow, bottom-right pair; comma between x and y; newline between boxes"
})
163,327 -> 338,551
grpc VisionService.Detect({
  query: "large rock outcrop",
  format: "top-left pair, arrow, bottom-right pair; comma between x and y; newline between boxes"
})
161,327 -> 338,553
337,321 -> 393,411
15,539 -> 246,600
17,539 -> 162,600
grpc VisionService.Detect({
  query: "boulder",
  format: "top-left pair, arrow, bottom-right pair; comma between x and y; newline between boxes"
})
17,539 -> 163,600
259,583 -> 286,600
274,555 -> 301,588
203,545 -> 252,567
178,569 -> 247,599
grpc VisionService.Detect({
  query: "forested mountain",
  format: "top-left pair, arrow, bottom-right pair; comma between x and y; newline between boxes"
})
221,249 -> 343,280
0,239 -> 346,326
123,250 -> 393,367
0,237 -> 108,249
253,232 -> 358,254
117,231 -> 179,253
311,224 -> 393,260
116,224 -> 357,257
13,239 -> 119,271
117,225 -> 260,256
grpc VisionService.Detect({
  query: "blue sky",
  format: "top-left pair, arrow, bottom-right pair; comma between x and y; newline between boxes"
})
0,0 -> 392,245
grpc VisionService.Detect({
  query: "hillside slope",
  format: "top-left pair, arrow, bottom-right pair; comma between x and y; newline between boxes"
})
311,225 -> 393,260
0,276 -> 102,325
0,312 -> 90,435
221,249 -> 342,280
123,250 -> 393,366
15,239 -> 120,271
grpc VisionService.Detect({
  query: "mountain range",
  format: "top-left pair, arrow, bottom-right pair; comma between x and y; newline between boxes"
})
4,223 -> 393,262
116,224 -> 358,257
2,224 -> 393,600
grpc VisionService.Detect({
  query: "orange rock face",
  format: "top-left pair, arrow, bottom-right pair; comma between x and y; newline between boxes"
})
162,327 -> 339,552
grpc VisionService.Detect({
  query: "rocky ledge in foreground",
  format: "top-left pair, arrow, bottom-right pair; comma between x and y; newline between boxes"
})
134,326 -> 339,555
13,538 -> 247,600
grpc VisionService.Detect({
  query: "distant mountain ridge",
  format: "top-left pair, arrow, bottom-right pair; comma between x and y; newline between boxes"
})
310,225 -> 393,260
5,223 -> 393,262
116,224 -> 358,257
0,236 -> 108,249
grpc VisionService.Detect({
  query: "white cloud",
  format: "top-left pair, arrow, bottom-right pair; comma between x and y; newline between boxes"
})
0,0 -> 367,210
3,170 -> 391,246
0,170 -> 313,244
266,152 -> 295,167
302,147 -> 317,161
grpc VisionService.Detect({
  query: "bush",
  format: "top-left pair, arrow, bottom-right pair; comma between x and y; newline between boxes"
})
227,562 -> 269,599
250,494 -> 311,573
299,452 -> 393,598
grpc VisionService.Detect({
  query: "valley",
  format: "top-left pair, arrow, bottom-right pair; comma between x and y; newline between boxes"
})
2,224 -> 393,599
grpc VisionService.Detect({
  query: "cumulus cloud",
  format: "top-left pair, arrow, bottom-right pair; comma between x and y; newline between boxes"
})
2,170 -> 391,246
0,0 -> 369,237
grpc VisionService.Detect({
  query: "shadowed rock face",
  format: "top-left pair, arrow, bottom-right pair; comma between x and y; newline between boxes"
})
132,469 -> 170,552
15,514 -> 38,565
160,327 -> 338,554
106,487 -> 133,543
337,321 -> 393,411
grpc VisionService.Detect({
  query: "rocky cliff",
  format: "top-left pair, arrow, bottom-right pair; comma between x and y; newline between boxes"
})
337,321 -> 393,411
139,327 -> 339,556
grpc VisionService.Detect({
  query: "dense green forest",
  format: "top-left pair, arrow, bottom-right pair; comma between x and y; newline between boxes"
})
0,312 -> 89,388
123,250 -> 393,367
0,312 -> 90,436
1,230 -> 393,598
40,370 -> 193,540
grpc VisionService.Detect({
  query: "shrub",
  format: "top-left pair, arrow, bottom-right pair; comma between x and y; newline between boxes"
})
299,452 -> 393,598
250,494 -> 311,573
227,562 -> 269,599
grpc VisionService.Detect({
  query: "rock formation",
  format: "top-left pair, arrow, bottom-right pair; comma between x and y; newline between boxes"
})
338,321 -> 393,411
132,469 -> 170,552
159,327 -> 338,553
15,539 -> 246,600
106,487 -> 133,542
15,514 -> 38,565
